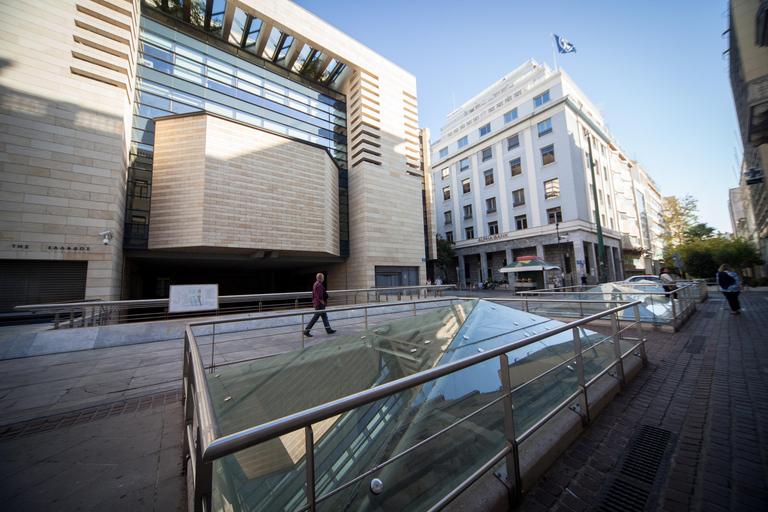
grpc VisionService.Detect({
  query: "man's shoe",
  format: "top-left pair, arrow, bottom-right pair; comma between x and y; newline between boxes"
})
326,329 -> 337,334
303,330 -> 313,337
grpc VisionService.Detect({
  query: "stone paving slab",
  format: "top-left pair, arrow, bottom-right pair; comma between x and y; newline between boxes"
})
0,390 -> 184,512
514,292 -> 768,512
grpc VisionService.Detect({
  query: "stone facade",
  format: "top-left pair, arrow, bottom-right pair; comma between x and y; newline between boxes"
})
431,60 -> 629,285
0,0 -> 141,305
0,0 -> 427,308
150,113 -> 340,256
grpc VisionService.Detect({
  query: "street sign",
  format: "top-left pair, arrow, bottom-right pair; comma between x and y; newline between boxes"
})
673,260 -> 684,269
747,178 -> 764,185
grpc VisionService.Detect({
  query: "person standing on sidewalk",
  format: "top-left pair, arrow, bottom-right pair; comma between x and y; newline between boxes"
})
659,267 -> 678,299
716,264 -> 746,315
304,273 -> 336,337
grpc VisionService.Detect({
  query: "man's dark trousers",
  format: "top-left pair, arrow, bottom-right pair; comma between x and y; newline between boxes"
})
306,304 -> 331,331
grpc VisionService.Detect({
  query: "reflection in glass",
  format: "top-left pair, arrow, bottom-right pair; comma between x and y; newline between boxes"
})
207,300 -> 627,511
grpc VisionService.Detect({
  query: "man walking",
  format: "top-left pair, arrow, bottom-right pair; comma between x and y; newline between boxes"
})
304,273 -> 336,337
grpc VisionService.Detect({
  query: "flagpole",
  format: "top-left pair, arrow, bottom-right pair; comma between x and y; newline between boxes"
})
551,33 -> 557,70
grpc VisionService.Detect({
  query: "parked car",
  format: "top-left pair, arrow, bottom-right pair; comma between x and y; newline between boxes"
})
623,275 -> 661,284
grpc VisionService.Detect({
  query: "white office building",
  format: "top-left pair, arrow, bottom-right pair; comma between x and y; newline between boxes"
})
430,59 -> 637,287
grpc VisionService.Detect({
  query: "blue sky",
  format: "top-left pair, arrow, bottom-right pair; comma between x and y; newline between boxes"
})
294,0 -> 739,233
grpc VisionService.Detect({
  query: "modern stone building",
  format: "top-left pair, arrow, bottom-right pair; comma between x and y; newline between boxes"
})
728,0 -> 768,273
430,59 -> 635,287
0,0 -> 430,311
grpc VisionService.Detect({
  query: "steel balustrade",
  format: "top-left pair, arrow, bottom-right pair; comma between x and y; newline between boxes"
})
12,285 -> 454,329
183,298 -> 645,512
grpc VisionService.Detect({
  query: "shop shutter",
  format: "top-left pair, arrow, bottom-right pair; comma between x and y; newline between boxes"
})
0,260 -> 88,313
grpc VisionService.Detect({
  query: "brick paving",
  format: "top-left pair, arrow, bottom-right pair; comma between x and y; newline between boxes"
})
516,291 -> 768,512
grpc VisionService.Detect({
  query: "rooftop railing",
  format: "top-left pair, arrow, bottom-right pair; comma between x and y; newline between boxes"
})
183,297 -> 646,512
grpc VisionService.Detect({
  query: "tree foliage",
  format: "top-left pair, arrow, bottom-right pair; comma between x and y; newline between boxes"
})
684,222 -> 716,242
665,236 -> 763,278
435,234 -> 455,280
661,195 -> 699,248
683,251 -> 719,278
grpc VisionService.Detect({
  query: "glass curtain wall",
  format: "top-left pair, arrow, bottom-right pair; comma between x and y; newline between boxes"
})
126,15 -> 349,253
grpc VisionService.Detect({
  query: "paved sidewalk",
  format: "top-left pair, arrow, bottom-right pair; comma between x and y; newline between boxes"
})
0,305 -> 436,511
1,292 -> 766,511
516,291 -> 768,511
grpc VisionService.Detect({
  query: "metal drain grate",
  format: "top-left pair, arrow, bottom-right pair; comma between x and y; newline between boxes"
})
684,335 -> 708,355
620,426 -> 673,484
598,479 -> 649,512
595,425 -> 676,512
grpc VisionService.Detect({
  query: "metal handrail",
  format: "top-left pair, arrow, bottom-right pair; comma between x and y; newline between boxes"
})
514,283 -> 698,330
195,297 -> 461,371
184,298 -> 644,512
14,285 -> 455,329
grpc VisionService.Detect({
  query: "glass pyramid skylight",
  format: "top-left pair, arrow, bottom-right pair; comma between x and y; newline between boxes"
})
207,300 -> 629,511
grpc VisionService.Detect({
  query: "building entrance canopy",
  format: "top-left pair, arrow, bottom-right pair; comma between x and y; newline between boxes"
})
206,300 -> 625,511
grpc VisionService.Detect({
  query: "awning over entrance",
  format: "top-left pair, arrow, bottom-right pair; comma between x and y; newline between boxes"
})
499,257 -> 561,273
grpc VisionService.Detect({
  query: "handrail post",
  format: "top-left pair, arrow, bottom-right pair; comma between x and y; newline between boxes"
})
211,324 -> 216,373
610,312 -> 625,386
54,312 -> 60,330
306,425 -> 316,512
301,314 -> 306,347
572,327 -> 589,425
365,307 -> 368,330
634,305 -> 647,364
295,298 -> 299,309
670,294 -> 677,331
194,424 -> 213,512
498,353 -> 521,502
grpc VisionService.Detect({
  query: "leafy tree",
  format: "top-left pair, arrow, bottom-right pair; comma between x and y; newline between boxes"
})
435,234 -> 455,281
684,222 -> 716,242
667,236 -> 763,277
661,195 -> 699,247
683,250 -> 719,278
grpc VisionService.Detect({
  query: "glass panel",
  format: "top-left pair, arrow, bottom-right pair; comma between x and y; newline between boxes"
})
206,300 -> 620,511
244,18 -> 263,48
263,26 -> 282,61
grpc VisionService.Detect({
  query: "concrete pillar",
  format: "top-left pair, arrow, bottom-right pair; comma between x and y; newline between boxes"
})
573,237 -> 587,281
606,245 -> 616,281
536,244 -> 545,259
615,247 -> 624,280
591,242 -> 600,278
480,252 -> 488,281
505,247 -> 513,267
457,254 -> 465,286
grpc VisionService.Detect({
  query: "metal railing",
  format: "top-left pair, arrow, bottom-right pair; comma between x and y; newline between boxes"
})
516,282 -> 699,331
190,296 -> 460,372
13,285 -> 454,329
183,298 -> 646,512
